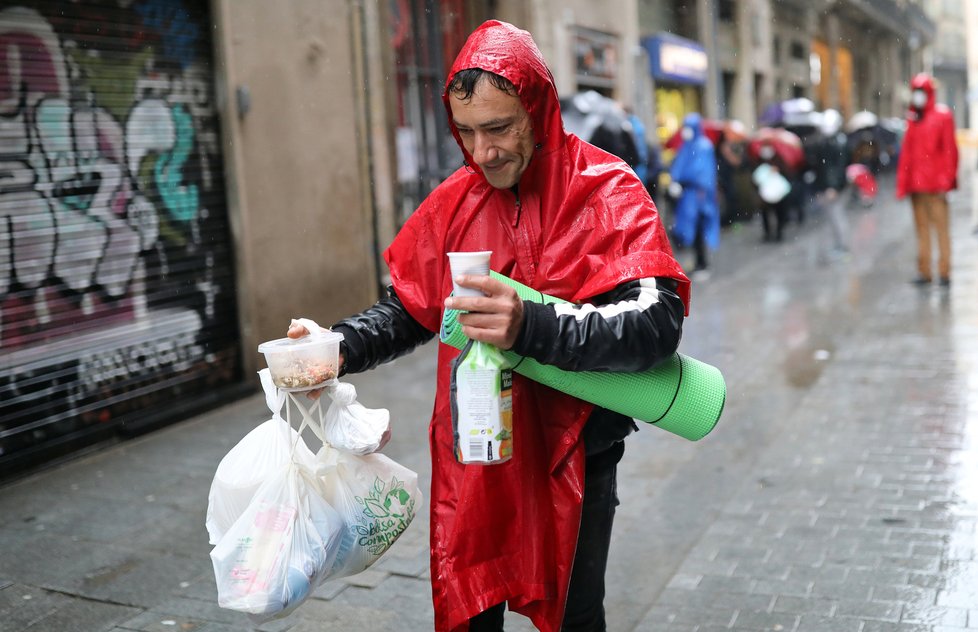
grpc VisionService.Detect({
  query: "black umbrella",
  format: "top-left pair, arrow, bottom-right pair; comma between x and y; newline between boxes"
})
846,125 -> 899,169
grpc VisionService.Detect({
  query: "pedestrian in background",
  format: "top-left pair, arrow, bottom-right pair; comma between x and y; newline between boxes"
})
668,113 -> 720,279
625,106 -> 651,190
751,144 -> 792,243
716,129 -> 746,225
895,73 -> 959,287
291,20 -> 688,632
812,109 -> 850,258
646,140 -> 664,207
624,109 -> 664,207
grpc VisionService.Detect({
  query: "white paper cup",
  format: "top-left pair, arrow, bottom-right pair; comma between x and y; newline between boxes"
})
447,251 -> 492,297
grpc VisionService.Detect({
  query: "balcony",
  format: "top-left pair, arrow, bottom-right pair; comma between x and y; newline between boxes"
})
847,0 -> 936,43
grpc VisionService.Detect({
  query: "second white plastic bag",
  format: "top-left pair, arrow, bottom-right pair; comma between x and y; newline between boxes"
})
206,369 -> 318,544
210,459 -> 344,621
314,445 -> 422,580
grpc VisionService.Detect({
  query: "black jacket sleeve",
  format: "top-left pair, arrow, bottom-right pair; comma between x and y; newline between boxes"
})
330,286 -> 434,375
510,277 -> 684,372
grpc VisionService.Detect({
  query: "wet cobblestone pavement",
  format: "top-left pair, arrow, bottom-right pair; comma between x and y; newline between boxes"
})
1,162 -> 976,632
628,171 -> 978,632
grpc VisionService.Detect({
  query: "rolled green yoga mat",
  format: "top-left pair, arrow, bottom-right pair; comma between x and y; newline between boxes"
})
439,271 -> 726,441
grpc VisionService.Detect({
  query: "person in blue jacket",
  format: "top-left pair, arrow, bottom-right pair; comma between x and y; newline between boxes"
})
668,113 -> 720,277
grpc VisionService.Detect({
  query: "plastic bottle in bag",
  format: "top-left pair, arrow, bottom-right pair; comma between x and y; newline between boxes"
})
449,339 -> 513,464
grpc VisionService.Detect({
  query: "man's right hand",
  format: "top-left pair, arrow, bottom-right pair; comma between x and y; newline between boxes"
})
287,320 -> 311,339
286,321 -> 345,399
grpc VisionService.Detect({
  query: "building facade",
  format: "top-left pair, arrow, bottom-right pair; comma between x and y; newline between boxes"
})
924,0 -> 970,128
631,0 -> 936,145
0,0 -> 951,475
970,0 -> 978,132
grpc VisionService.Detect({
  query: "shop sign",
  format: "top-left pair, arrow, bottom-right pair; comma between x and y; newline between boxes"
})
643,33 -> 708,85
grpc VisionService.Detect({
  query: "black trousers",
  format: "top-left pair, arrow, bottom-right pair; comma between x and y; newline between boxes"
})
693,214 -> 709,271
760,199 -> 788,241
468,442 -> 623,632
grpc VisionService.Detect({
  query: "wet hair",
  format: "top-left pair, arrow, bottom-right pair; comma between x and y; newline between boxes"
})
447,68 -> 517,100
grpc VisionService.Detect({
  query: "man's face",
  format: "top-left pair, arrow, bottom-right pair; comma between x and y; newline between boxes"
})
449,78 -> 535,189
911,89 -> 928,109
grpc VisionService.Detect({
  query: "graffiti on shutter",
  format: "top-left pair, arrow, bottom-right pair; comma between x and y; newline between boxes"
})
0,1 -> 239,468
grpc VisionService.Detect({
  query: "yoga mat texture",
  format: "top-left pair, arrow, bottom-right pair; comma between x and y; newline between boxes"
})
440,272 -> 726,441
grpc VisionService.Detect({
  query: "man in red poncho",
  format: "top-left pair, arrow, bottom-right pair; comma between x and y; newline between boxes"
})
291,20 -> 689,631
896,73 -> 959,287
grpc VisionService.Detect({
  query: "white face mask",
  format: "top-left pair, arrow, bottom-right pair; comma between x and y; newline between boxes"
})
910,90 -> 928,109
680,127 -> 694,141
759,145 -> 775,160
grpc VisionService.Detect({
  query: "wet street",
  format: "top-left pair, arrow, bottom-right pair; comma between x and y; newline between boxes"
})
1,161 -> 977,632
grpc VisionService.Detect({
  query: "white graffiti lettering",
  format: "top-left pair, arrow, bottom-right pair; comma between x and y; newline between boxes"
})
76,330 -> 204,394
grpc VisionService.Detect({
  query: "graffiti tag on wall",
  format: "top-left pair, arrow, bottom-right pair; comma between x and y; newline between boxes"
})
0,2 -> 238,463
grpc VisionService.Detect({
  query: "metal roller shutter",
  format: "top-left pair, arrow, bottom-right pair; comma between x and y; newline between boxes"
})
0,1 -> 241,476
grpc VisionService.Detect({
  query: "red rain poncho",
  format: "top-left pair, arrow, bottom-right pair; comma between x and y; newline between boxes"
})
384,20 -> 689,631
896,73 -> 959,198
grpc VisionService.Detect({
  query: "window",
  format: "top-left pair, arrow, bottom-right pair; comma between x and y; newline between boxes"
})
790,41 -> 806,60
719,0 -> 735,21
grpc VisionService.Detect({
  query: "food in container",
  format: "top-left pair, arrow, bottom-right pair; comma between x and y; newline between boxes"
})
258,331 -> 343,391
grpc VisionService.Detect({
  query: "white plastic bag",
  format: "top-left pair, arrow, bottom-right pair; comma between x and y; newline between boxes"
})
207,360 -> 422,621
205,369 -> 318,544
753,163 -> 792,204
210,459 -> 344,621
321,381 -> 390,454
314,444 -> 422,580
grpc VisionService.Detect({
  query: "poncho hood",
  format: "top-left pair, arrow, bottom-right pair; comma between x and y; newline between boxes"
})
682,112 -> 704,138
909,72 -> 936,113
443,19 -> 564,176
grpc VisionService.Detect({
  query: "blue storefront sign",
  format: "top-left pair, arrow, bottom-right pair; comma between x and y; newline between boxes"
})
642,33 -> 709,85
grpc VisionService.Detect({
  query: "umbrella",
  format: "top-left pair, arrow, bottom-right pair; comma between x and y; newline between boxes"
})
846,123 -> 899,168
664,119 -> 746,150
758,102 -> 784,127
664,118 -> 723,150
758,98 -> 816,127
818,109 -> 844,137
724,120 -> 748,143
747,127 -> 805,173
848,124 -> 898,148
560,91 -> 639,166
880,117 -> 906,140
846,110 -> 879,133
780,98 -> 818,127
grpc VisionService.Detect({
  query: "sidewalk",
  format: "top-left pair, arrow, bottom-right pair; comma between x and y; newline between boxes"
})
1,166 -> 976,632
631,181 -> 978,631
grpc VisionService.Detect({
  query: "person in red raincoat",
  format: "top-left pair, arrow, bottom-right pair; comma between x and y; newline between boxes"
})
895,73 -> 959,286
290,20 -> 689,631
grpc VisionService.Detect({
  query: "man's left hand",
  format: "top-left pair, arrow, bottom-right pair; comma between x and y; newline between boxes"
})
444,276 -> 523,350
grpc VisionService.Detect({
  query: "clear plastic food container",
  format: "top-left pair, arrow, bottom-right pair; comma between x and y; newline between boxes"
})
258,330 -> 343,391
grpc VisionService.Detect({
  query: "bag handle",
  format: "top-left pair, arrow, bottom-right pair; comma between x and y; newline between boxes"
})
284,391 -> 329,459
292,317 -> 324,339
258,368 -> 286,416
